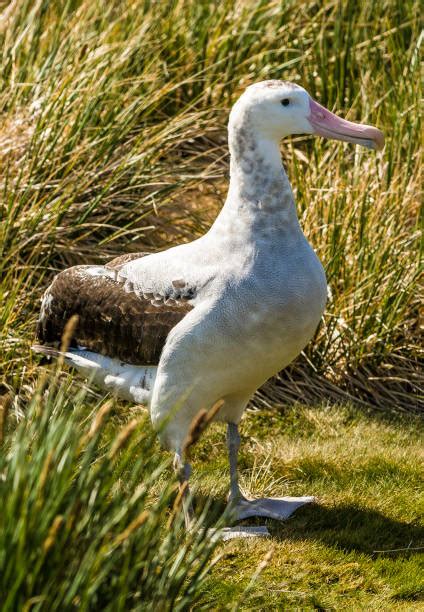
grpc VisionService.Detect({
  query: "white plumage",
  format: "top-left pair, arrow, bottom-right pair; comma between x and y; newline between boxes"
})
34,80 -> 383,532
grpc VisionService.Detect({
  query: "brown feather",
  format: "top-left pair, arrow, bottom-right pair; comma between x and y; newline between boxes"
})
36,261 -> 191,365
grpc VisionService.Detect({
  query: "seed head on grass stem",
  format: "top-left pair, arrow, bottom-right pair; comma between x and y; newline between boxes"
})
183,399 -> 224,461
43,515 -> 64,553
0,392 -> 11,445
109,418 -> 139,458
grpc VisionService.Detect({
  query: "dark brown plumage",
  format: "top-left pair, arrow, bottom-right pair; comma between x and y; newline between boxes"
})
36,255 -> 192,365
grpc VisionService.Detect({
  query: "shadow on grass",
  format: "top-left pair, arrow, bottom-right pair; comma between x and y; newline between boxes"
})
192,494 -> 423,558
268,502 -> 424,557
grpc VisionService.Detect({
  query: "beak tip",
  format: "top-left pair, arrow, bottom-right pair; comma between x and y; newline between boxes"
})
377,137 -> 385,152
372,129 -> 385,151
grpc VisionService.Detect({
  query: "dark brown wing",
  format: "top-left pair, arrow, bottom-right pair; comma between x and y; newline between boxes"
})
36,262 -> 191,365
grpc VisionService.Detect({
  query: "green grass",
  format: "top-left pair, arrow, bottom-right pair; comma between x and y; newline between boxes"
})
192,405 -> 424,609
0,0 -> 422,609
0,377 -> 225,611
0,0 -> 421,410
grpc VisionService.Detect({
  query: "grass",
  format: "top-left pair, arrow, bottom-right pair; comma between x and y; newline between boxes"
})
0,0 -> 422,609
193,405 -> 424,609
0,377 -> 225,610
0,0 -> 421,410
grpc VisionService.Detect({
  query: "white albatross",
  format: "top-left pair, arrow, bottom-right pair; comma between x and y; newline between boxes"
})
33,80 -> 384,535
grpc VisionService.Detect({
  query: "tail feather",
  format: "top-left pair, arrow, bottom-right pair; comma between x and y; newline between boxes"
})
32,344 -> 101,372
31,345 -> 156,405
32,344 -> 63,358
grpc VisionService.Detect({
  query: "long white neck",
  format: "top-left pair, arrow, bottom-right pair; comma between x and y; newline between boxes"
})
210,106 -> 300,241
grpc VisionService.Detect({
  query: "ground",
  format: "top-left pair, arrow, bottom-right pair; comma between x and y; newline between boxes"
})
188,404 -> 424,609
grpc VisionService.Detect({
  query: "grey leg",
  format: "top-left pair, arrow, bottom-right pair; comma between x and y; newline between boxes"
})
173,451 -> 194,530
226,422 -> 315,522
227,422 -> 245,503
221,423 -> 270,539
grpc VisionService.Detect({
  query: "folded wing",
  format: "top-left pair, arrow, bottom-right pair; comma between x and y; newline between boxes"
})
36,253 -> 193,365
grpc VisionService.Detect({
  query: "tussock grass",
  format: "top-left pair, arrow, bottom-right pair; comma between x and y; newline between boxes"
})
0,0 -> 421,412
0,377 -> 223,610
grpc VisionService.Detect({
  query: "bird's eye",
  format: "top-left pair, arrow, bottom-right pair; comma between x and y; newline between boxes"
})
281,99 -> 290,107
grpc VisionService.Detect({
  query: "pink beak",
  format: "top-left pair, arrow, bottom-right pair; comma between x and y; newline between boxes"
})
308,99 -> 384,151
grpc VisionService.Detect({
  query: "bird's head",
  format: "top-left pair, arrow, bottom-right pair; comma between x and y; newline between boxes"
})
230,80 -> 384,151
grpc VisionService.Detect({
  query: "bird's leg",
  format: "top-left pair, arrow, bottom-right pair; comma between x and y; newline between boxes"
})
226,422 -> 315,522
227,422 -> 246,504
173,451 -> 194,530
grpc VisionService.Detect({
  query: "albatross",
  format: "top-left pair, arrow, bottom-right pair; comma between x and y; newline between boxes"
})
33,80 -> 384,534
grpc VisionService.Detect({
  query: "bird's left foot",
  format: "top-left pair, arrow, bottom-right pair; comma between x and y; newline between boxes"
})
229,495 -> 315,521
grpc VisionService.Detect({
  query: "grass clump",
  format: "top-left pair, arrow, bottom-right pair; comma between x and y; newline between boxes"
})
0,0 -> 422,412
0,376 -> 222,611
